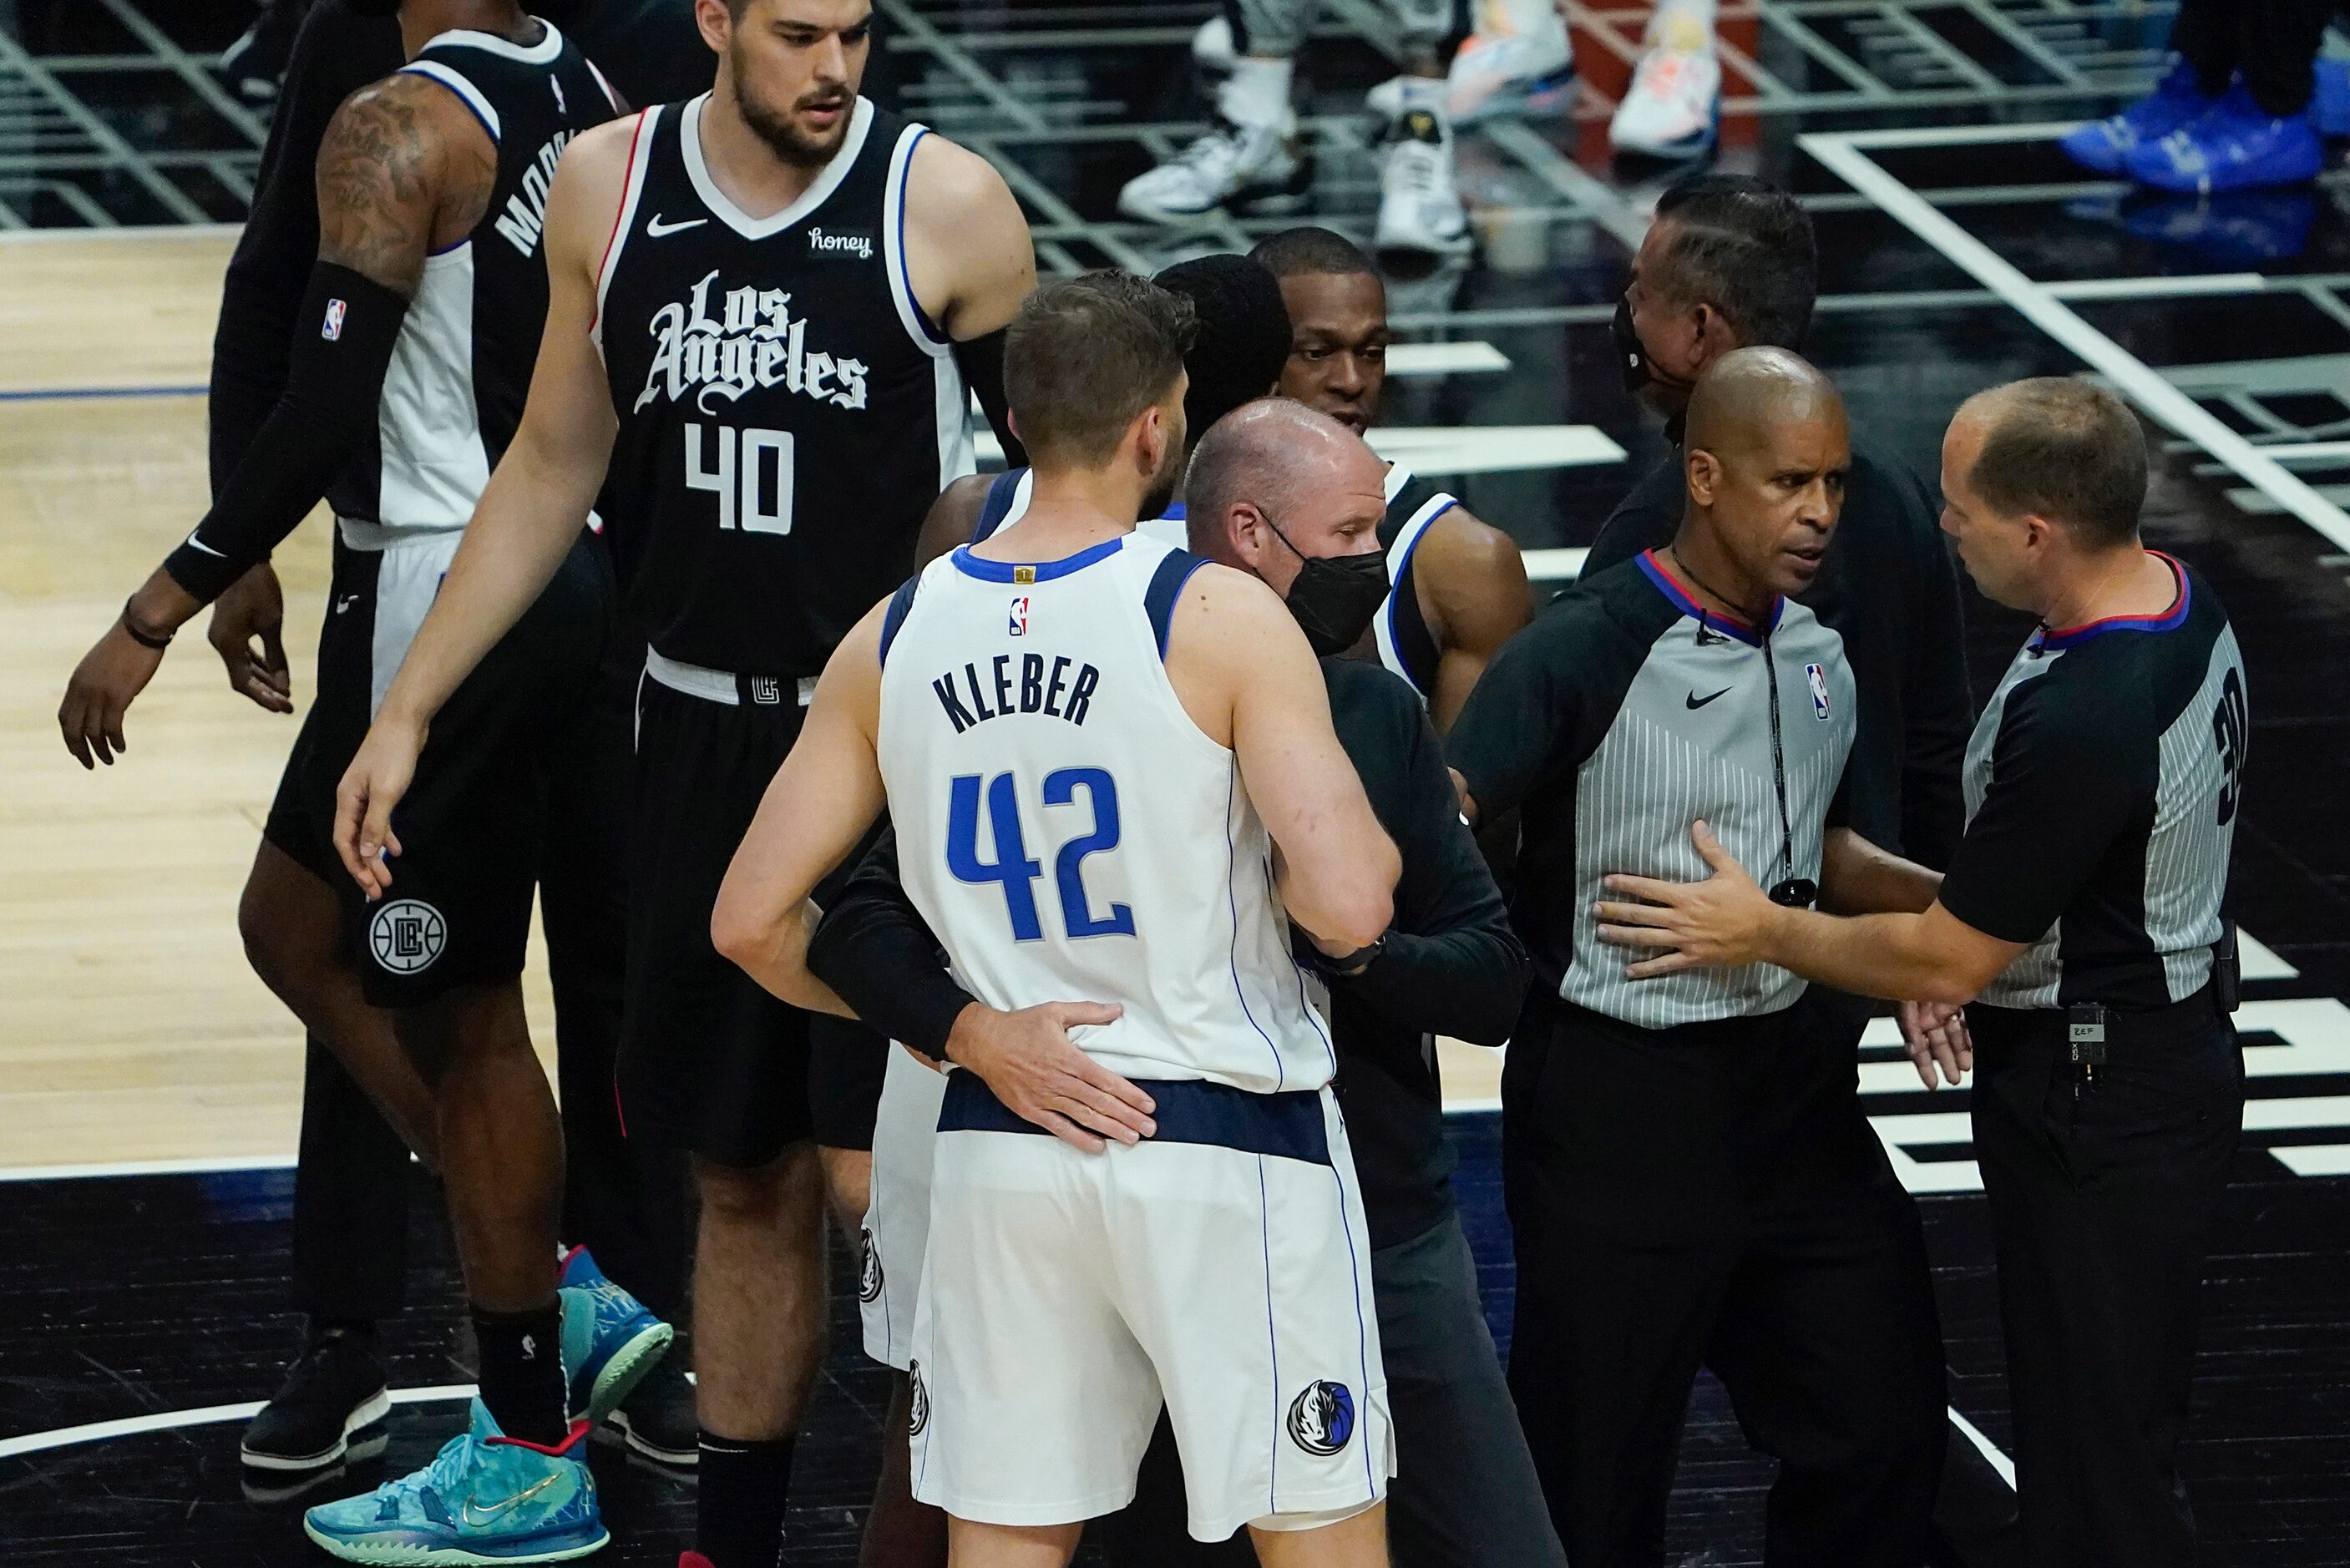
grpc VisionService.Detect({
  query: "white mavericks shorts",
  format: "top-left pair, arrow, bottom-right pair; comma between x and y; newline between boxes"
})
908,1072 -> 1393,1540
858,1042 -> 950,1370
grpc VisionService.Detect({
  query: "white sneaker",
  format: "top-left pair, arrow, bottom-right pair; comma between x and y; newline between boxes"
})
1193,14 -> 1236,74
1375,109 -> 1472,259
1608,16 -> 1720,158
1118,119 -> 1304,222
1444,21 -> 1575,124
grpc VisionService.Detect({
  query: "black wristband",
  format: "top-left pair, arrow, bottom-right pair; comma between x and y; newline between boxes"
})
119,599 -> 174,650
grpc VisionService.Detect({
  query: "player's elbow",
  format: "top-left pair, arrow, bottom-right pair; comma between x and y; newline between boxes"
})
1917,948 -> 2004,1008
709,890 -> 783,984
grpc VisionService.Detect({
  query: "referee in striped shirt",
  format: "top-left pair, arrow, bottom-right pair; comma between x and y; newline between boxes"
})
1595,379 -> 2248,1568
1448,348 -> 1949,1566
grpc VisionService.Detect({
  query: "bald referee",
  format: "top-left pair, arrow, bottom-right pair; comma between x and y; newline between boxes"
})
1448,349 -> 1948,1567
1598,378 -> 2247,1568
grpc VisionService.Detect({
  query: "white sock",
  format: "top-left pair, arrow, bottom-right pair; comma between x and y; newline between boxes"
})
1647,0 -> 1717,48
1219,55 -> 1294,130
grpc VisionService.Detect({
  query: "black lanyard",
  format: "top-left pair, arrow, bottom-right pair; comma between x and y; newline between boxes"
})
1676,554 -> 1818,910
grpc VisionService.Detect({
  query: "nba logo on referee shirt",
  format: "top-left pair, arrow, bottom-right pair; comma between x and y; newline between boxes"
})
322,298 -> 346,341
368,899 -> 445,974
1009,595 -> 1029,636
1806,662 -> 1831,720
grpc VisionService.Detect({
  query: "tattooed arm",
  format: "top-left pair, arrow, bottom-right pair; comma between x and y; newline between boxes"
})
60,68 -> 501,766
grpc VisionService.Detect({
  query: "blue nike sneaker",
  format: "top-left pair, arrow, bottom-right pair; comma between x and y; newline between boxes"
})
2060,56 -> 2221,175
2126,83 -> 2322,194
558,1245 -> 674,1424
303,1399 -> 605,1565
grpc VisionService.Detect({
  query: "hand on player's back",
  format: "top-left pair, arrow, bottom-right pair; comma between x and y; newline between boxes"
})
944,1000 -> 1157,1153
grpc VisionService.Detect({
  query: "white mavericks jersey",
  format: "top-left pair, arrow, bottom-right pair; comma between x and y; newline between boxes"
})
876,531 -> 1337,1094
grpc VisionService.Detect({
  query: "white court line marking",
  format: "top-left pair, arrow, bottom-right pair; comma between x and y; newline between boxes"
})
1947,1407 -> 2018,1490
2272,1145 -> 2350,1176
0,1385 -> 474,1460
0,220 -> 241,244
0,1153 -> 298,1183
1799,131 -> 2350,552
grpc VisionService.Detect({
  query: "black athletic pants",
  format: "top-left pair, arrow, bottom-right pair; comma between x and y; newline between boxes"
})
1501,994 -> 1947,1568
1098,1208 -> 1568,1568
1968,995 -> 2242,1568
287,636 -> 691,1324
2170,0 -> 2337,114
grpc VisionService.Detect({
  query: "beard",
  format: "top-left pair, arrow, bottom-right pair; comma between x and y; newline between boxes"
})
728,48 -> 855,169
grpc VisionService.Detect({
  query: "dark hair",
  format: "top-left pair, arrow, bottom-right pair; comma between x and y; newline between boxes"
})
1152,254 -> 1294,444
1963,378 -> 2147,547
1005,272 -> 1199,468
1650,174 -> 1816,350
1248,225 -> 1378,281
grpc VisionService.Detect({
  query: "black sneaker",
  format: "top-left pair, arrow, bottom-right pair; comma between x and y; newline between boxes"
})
240,1328 -> 393,1472
605,1358 -> 696,1466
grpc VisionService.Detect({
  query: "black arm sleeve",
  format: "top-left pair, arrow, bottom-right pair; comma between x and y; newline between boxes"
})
805,827 -> 978,1059
1445,608 -> 1593,824
1937,678 -> 2148,943
1894,463 -> 1972,869
210,2 -> 404,494
1329,687 -> 1529,1046
952,326 -> 1027,470
167,263 -> 410,604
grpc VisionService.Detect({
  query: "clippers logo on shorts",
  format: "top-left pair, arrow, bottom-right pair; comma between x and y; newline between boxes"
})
1806,661 -> 1832,720
368,899 -> 447,974
1285,1380 -> 1355,1457
634,269 -> 871,415
322,298 -> 347,341
748,675 -> 783,706
1008,595 -> 1029,636
907,1359 -> 930,1436
857,1227 -> 883,1302
808,227 -> 874,260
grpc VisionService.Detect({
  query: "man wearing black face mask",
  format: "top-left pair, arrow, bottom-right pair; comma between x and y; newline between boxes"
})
804,399 -> 1557,1568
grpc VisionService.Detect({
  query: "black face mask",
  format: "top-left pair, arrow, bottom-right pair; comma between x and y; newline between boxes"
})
1268,519 -> 1390,657
1611,294 -> 1659,395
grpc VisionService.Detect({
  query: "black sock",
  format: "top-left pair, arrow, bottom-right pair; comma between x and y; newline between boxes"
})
696,1431 -> 795,1568
472,1302 -> 569,1447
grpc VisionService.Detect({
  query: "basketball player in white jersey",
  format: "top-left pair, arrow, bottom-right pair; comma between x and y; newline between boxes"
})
327,3 -> 1036,1563
712,272 -> 1400,1565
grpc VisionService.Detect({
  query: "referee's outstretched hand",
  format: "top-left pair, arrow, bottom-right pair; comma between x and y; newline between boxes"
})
1898,1000 -> 1973,1089
332,716 -> 420,901
1595,820 -> 1775,976
943,1000 -> 1156,1154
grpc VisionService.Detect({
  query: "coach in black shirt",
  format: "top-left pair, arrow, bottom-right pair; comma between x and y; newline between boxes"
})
1601,380 -> 2247,1568
811,401 -> 1559,1568
1450,351 -> 1948,1568
1591,173 -> 1971,869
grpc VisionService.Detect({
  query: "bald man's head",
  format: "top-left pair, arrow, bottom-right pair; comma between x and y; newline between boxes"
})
1185,398 -> 1390,610
1677,347 -> 1851,605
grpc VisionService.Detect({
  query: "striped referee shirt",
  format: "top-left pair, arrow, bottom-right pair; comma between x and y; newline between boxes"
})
1941,553 -> 2246,1010
1450,550 -> 1856,1029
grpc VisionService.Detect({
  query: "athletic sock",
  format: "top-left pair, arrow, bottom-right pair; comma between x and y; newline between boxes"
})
472,1302 -> 569,1447
1218,54 -> 1294,131
696,1431 -> 796,1568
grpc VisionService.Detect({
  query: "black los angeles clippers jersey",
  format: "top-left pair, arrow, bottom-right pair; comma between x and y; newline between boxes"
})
325,24 -> 622,529
594,94 -> 976,677
1938,554 -> 2246,1010
1370,463 -> 1458,704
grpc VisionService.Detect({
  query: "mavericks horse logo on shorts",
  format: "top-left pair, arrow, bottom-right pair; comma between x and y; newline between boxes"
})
368,899 -> 446,974
907,1359 -> 930,1436
858,1227 -> 884,1302
1285,1380 -> 1355,1456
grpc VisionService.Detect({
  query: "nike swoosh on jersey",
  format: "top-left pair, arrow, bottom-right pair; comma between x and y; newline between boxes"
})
1685,687 -> 1731,710
182,530 -> 225,558
646,213 -> 707,237
461,1471 -> 564,1525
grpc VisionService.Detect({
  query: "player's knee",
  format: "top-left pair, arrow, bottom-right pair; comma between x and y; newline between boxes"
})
694,1143 -> 820,1225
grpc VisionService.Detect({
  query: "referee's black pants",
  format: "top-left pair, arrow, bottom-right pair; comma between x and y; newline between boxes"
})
289,635 -> 691,1325
1968,996 -> 2242,1568
1502,994 -> 1947,1568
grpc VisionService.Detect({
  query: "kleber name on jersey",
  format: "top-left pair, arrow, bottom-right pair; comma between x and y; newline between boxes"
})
930,653 -> 1101,734
634,267 -> 870,416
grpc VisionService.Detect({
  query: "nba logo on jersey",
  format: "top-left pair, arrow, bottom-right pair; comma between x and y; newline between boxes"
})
322,298 -> 346,341
1008,595 -> 1029,636
1806,662 -> 1831,720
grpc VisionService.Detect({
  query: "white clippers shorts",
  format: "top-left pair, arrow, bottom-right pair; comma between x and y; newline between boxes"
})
858,1043 -> 950,1371
907,1072 -> 1393,1541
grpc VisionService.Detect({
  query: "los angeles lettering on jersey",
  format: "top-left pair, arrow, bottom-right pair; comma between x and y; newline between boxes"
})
930,653 -> 1100,733
634,268 -> 870,416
